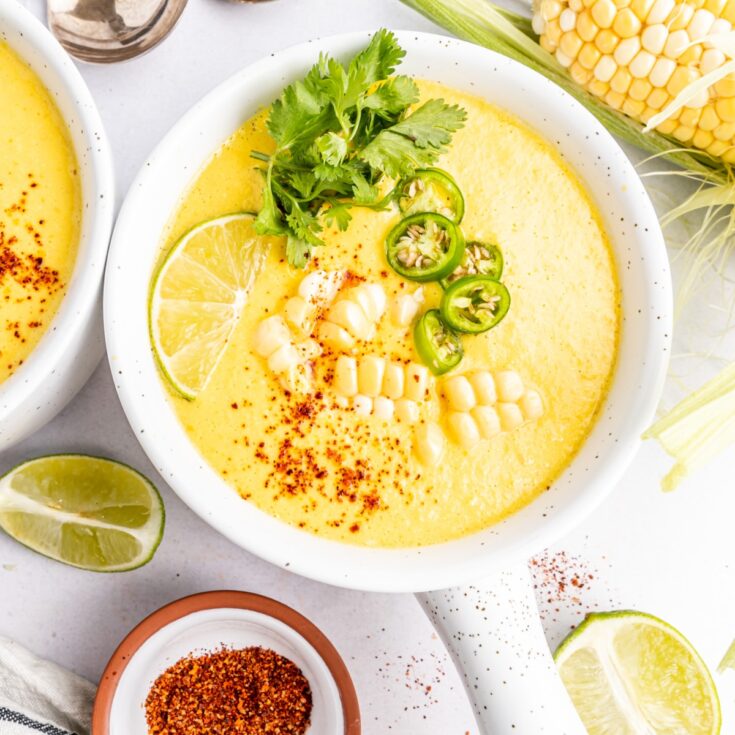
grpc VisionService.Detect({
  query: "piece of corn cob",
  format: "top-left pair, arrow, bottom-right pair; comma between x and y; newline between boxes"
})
533,0 -> 735,161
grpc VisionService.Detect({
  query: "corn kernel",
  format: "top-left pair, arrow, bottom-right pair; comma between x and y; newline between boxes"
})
673,124 -> 695,141
714,76 -> 735,96
556,48 -> 574,67
663,29 -> 689,58
298,269 -> 343,306
443,375 -> 477,412
722,147 -> 735,162
373,396 -> 395,420
704,0 -> 727,14
611,67 -> 633,93
679,107 -> 702,126
592,0 -> 617,27
716,97 -> 735,122
560,8 -> 578,31
447,411 -> 482,449
710,17 -> 732,34
471,406 -> 502,439
570,0 -> 585,10
701,48 -> 726,76
629,78 -> 652,100
630,0 -> 654,20
605,89 -> 626,108
692,128 -> 715,148
667,66 -> 699,96
317,320 -> 355,351
383,361 -> 405,400
667,2 -> 694,29
612,7 -> 642,37
295,338 -> 321,361
647,0 -> 675,23
327,299 -> 373,341
497,403 -> 525,431
495,370 -> 525,402
688,8 -> 716,38
405,363 -> 430,402
594,54 -> 617,81
589,78 -> 611,95
647,86 -> 670,108
708,139 -> 730,156
655,118 -> 678,134
570,60 -> 593,84
413,422 -> 445,466
579,42 -> 603,68
561,31 -> 585,58
578,10 -> 601,40
395,399 -> 420,424
519,390 -> 545,421
699,104 -> 721,131
467,371 -> 497,405
640,106 -> 657,123
357,355 -> 386,397
541,0 -> 563,20
253,316 -> 292,358
546,18 -> 563,43
723,0 -> 735,23
540,35 -> 556,52
641,24 -> 668,54
268,343 -> 300,374
622,97 -> 646,116
714,120 -> 735,140
353,394 -> 373,416
346,284 -> 386,323
335,356 -> 358,397
613,36 -> 641,65
283,296 -> 315,335
678,44 -> 703,65
596,28 -> 620,53
649,57 -> 676,87
630,49 -> 656,78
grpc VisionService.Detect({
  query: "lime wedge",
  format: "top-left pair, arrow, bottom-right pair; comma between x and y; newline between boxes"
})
150,212 -> 270,399
556,610 -> 721,735
0,455 -> 164,572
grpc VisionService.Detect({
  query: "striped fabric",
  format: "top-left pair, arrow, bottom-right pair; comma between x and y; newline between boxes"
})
0,708 -> 74,735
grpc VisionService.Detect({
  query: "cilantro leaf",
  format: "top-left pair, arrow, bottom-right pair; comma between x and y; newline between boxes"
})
349,29 -> 406,87
358,99 -> 467,178
255,31 -> 467,267
286,235 -> 311,269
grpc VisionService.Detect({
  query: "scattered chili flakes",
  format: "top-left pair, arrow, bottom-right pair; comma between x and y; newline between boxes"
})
145,646 -> 312,735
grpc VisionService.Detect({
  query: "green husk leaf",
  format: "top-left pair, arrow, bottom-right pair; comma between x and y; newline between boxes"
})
644,364 -> 735,491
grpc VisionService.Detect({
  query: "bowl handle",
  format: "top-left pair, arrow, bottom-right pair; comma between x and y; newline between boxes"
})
415,561 -> 587,735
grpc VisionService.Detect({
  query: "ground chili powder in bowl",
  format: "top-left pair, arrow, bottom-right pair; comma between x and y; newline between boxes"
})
145,646 -> 312,735
92,591 -> 360,735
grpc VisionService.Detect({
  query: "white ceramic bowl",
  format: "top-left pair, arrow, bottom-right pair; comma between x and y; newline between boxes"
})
105,31 -> 671,594
0,4 -> 114,450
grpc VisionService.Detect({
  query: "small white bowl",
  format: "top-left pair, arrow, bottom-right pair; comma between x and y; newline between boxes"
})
105,31 -> 671,593
92,591 -> 361,735
0,4 -> 114,450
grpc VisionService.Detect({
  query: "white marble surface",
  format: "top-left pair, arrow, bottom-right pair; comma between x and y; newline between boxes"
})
3,0 -> 735,732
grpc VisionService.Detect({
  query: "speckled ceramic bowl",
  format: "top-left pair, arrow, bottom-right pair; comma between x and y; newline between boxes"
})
105,32 -> 671,733
0,4 -> 114,450
92,591 -> 360,735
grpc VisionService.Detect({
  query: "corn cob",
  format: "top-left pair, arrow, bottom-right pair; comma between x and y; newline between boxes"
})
533,0 -> 735,160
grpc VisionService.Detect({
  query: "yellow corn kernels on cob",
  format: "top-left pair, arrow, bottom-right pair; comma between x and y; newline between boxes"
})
532,0 -> 735,162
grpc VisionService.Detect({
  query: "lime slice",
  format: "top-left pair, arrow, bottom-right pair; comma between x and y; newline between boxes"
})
556,611 -> 721,734
150,212 -> 269,399
0,455 -> 164,572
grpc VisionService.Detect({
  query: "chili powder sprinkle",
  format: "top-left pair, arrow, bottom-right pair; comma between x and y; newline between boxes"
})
144,646 -> 313,735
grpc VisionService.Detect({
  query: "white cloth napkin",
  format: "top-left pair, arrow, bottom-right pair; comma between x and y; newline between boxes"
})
0,637 -> 94,735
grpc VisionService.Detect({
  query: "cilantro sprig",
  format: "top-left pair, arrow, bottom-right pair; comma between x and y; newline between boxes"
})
253,30 -> 467,267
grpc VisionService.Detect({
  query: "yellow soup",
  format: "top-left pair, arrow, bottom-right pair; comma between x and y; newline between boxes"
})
161,81 -> 619,548
0,41 -> 81,384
